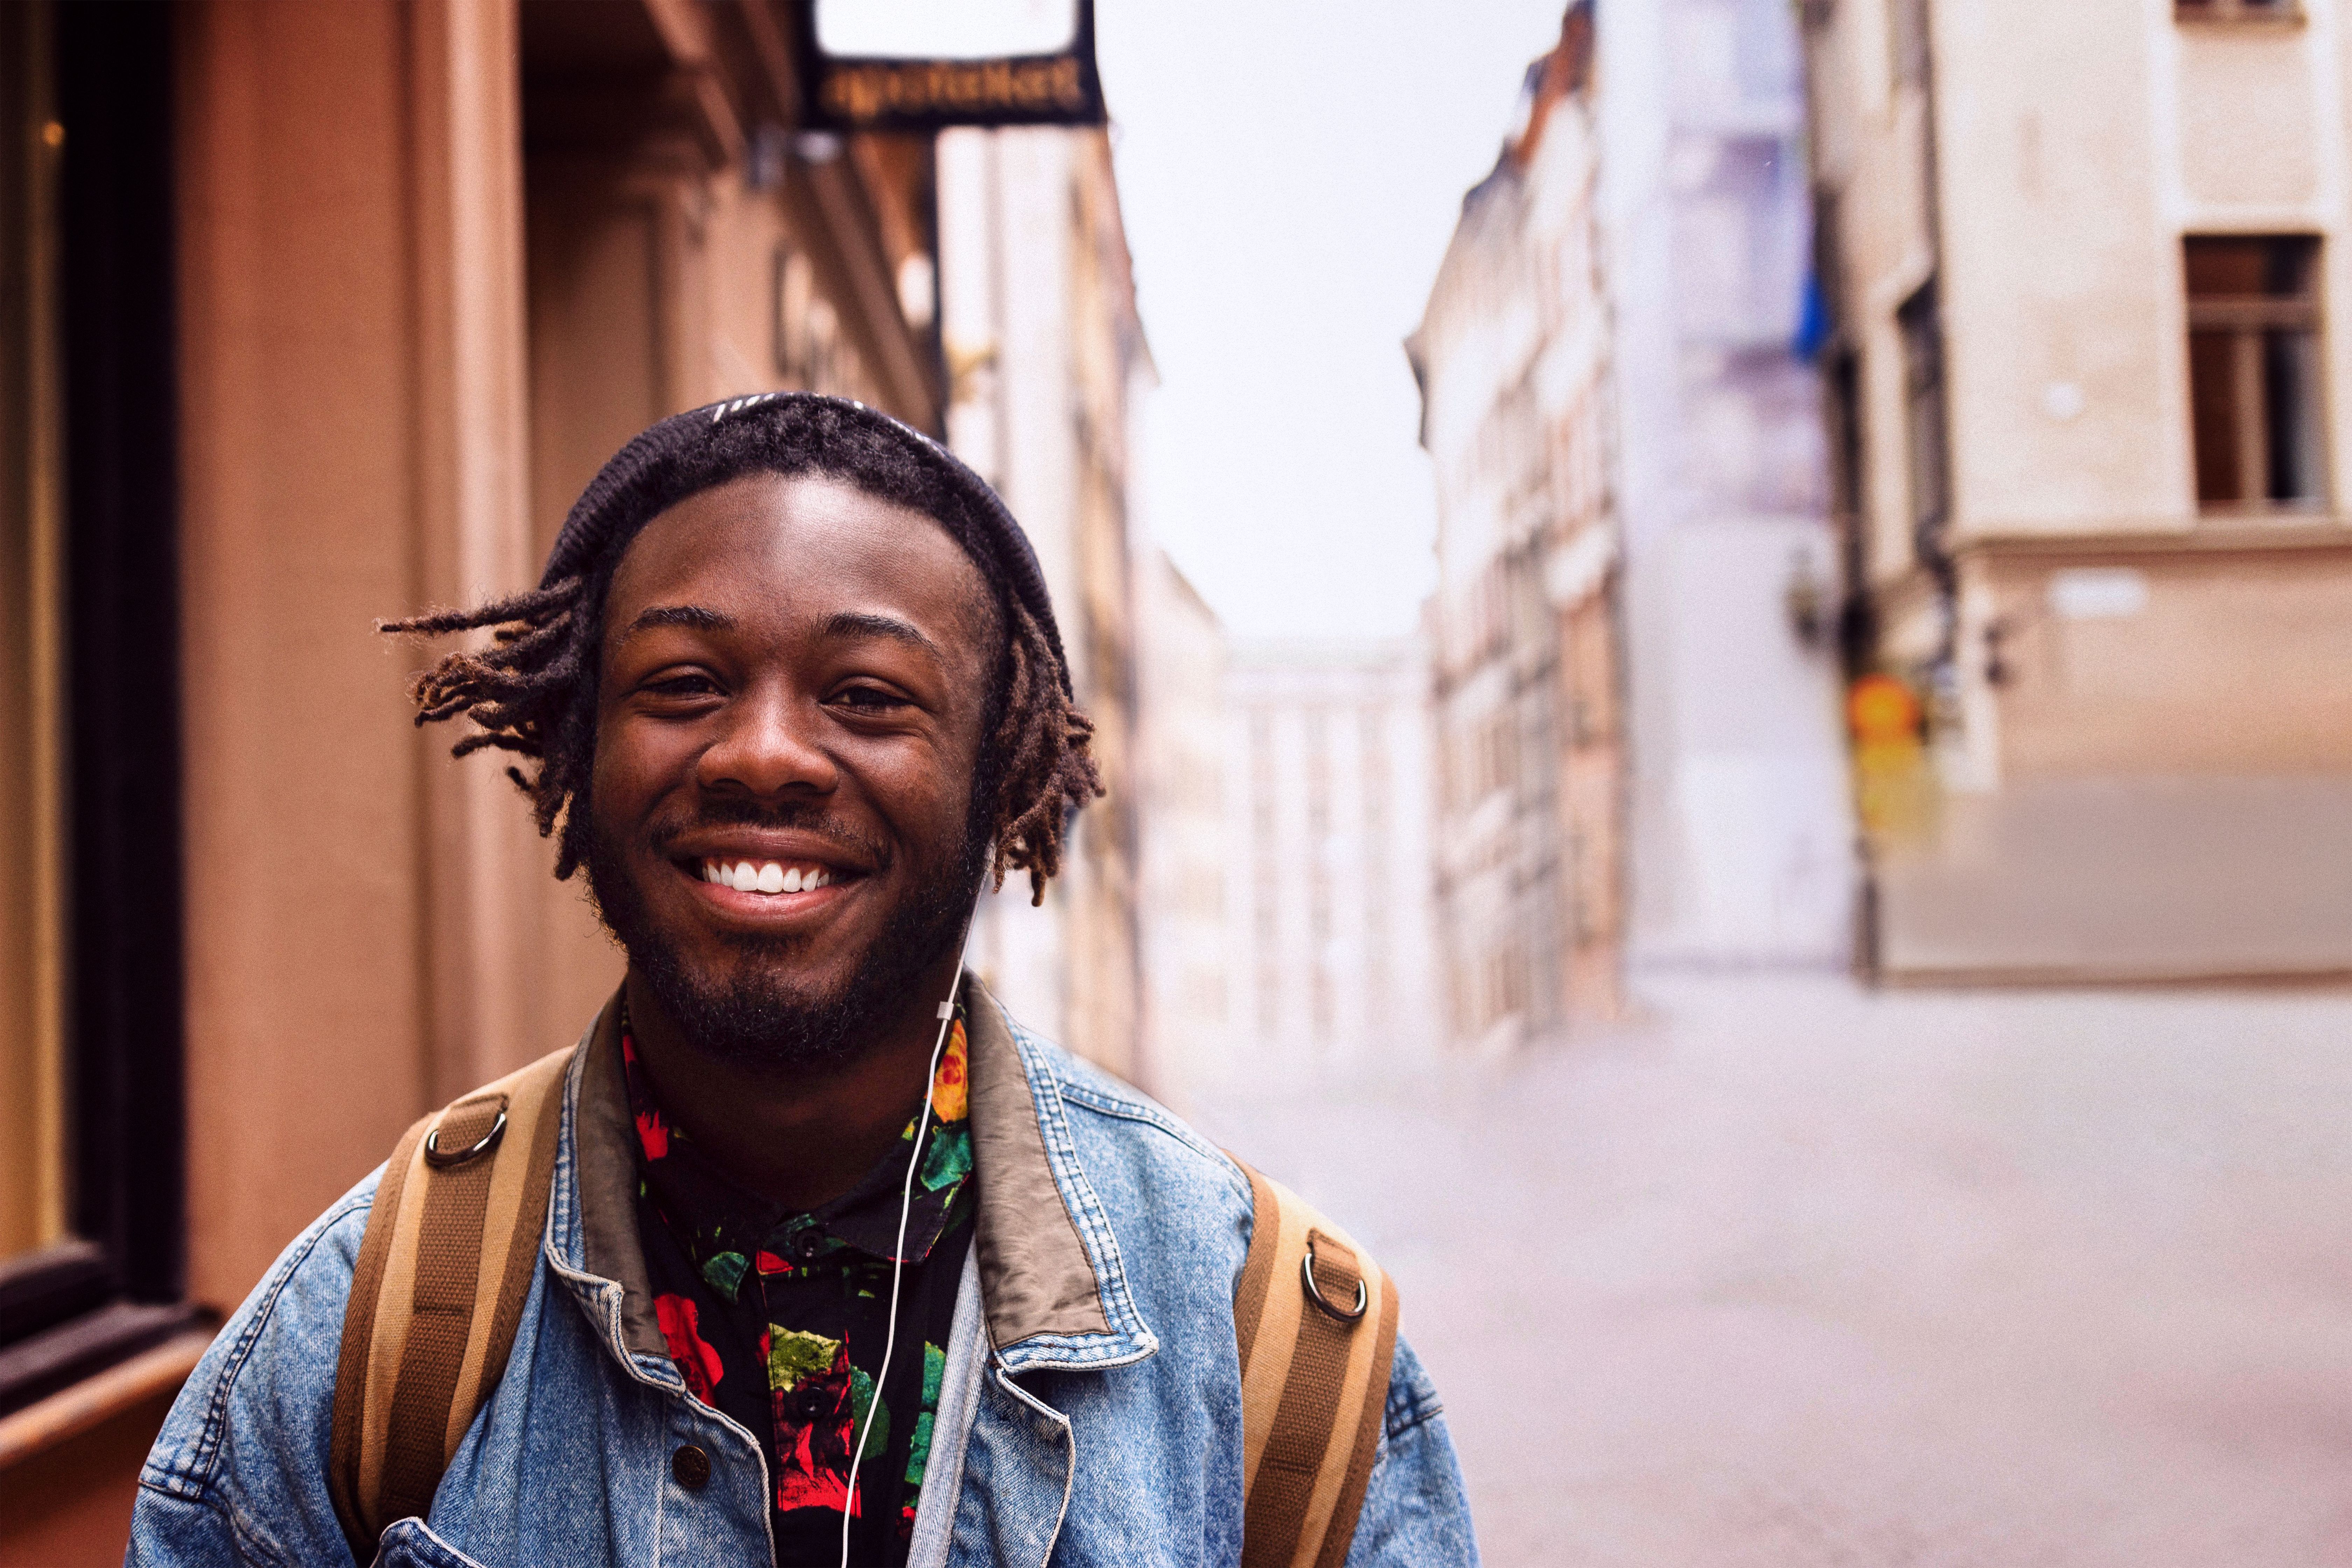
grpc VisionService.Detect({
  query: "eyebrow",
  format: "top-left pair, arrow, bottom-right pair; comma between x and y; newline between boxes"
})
621,603 -> 734,639
823,610 -> 941,657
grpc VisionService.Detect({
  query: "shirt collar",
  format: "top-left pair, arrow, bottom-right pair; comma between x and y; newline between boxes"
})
617,1006 -> 975,1288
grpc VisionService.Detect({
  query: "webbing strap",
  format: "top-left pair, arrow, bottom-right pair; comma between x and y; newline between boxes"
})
1231,1157 -> 1401,1568
329,1046 -> 571,1563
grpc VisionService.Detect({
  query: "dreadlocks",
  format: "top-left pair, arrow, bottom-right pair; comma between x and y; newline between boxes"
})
379,395 -> 1101,904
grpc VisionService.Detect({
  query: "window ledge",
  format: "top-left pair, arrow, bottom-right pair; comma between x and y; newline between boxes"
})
0,1325 -> 211,1470
0,1298 -> 204,1420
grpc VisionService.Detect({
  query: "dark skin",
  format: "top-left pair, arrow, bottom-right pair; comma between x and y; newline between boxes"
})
592,473 -> 996,1210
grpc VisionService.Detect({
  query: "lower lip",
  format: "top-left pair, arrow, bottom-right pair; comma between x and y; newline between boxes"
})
680,866 -> 855,922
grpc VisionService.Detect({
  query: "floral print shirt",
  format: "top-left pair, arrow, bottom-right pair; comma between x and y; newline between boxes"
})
622,1011 -> 976,1566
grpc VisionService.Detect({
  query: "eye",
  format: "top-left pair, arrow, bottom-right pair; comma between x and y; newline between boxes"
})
830,682 -> 912,713
642,671 -> 723,700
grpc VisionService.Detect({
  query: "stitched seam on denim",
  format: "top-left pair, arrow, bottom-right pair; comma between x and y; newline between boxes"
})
1008,1025 -> 1152,1345
992,1335 -> 1158,1373
1050,1086 -> 1256,1207
162,1190 -> 376,1495
545,1042 -> 586,1267
1383,1384 -> 1444,1441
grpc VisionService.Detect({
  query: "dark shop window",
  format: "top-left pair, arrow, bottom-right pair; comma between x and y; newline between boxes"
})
1897,280 -> 1950,551
0,0 -> 192,1414
2175,0 -> 2302,21
2185,236 -> 2326,513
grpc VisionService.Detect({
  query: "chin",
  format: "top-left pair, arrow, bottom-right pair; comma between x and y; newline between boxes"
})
582,805 -> 983,1070
644,957 -> 874,1072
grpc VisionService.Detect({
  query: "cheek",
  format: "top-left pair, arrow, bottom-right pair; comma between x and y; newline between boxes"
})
589,715 -> 686,829
854,742 -> 979,858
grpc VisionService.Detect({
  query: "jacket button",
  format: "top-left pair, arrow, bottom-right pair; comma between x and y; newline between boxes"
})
672,1444 -> 711,1490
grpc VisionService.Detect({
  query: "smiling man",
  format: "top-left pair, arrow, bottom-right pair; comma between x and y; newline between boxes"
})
127,395 -> 1477,1568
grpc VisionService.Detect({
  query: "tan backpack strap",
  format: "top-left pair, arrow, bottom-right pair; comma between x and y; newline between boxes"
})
1231,1156 -> 1402,1568
329,1045 -> 572,1561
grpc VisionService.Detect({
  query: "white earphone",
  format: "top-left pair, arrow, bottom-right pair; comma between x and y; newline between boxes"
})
840,907 -> 976,1568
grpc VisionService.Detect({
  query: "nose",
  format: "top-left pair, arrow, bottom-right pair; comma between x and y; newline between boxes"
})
694,685 -> 838,801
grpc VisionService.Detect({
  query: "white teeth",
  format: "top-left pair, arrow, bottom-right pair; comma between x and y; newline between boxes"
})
701,859 -> 832,894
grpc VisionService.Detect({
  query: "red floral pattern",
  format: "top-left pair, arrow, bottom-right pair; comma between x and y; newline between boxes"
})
654,1293 -> 722,1404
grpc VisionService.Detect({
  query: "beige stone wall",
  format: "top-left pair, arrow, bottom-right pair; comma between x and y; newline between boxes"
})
177,0 -> 558,1311
1973,540 -> 2352,779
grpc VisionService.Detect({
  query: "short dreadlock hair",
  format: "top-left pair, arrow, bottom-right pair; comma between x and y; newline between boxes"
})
382,393 -> 1100,904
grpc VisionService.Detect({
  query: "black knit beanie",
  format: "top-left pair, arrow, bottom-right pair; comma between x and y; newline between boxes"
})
541,391 -> 1072,698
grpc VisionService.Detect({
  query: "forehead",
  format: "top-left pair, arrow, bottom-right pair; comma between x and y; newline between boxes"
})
604,472 -> 994,649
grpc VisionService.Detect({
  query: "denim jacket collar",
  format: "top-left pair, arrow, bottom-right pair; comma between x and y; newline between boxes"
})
541,974 -> 1160,1386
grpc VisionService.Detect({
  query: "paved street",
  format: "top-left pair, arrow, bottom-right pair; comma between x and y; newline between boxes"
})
1190,971 -> 2352,1568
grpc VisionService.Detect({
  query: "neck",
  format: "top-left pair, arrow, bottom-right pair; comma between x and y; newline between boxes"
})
622,954 -> 964,1212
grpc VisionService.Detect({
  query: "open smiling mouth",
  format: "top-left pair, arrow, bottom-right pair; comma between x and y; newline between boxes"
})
693,858 -> 840,896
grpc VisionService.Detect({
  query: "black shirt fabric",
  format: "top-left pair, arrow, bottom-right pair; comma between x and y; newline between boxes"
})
622,1011 -> 976,1566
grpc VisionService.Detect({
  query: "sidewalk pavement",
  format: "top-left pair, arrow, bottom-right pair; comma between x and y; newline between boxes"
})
1189,969 -> 2352,1568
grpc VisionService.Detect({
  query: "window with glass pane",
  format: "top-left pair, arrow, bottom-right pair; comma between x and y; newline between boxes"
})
0,0 -> 68,1280
2185,236 -> 2325,513
1,0 -> 190,1413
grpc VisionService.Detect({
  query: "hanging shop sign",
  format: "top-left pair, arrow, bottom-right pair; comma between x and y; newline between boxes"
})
800,0 -> 1106,131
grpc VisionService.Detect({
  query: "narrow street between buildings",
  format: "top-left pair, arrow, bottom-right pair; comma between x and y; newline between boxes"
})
1192,972 -> 2352,1568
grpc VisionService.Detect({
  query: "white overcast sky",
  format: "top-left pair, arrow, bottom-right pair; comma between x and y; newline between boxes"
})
1093,1 -> 1573,640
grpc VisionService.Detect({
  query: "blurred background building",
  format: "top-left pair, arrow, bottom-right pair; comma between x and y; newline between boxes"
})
936,122 -> 1148,1077
1605,0 -> 1856,969
1805,0 -> 2352,981
1136,549 -> 1230,1097
1410,3 -> 1628,1049
1222,638 -> 1441,1086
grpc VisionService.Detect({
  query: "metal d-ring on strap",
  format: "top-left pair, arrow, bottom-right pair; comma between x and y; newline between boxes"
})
1300,1236 -> 1368,1323
423,1107 -> 508,1168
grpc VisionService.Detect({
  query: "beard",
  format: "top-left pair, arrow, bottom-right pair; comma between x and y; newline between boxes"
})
582,792 -> 987,1075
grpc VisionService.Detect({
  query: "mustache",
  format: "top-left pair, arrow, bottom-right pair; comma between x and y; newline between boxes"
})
645,796 -> 892,870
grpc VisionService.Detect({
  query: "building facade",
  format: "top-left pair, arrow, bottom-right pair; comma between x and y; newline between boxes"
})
1601,0 -> 1857,967
1409,4 -> 1626,1050
936,124 -> 1149,1081
0,1 -> 945,1555
1222,639 -> 1441,1087
1135,550 -> 1230,1101
1805,0 -> 2352,979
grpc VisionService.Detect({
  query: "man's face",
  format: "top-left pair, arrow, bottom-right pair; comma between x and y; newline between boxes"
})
583,472 -> 997,1069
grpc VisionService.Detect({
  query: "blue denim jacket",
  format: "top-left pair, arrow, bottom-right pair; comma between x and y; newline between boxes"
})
127,980 -> 1478,1567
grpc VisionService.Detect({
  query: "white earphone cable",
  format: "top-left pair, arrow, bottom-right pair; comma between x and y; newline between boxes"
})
840,912 -> 974,1568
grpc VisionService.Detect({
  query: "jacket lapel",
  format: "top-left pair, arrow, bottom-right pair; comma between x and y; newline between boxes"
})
931,977 -> 1161,1567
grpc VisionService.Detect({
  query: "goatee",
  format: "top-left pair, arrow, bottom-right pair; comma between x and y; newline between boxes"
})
582,798 -> 985,1074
